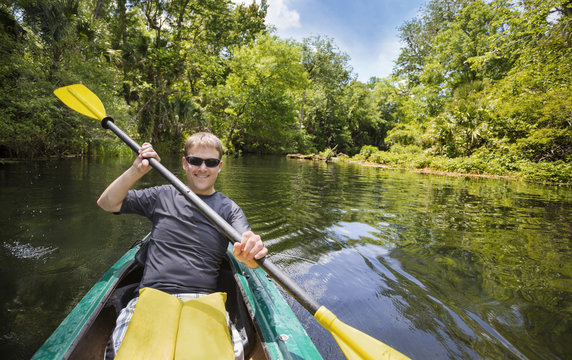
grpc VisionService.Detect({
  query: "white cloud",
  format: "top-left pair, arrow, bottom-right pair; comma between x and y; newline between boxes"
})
337,36 -> 402,81
231,0 -> 301,30
266,0 -> 301,31
230,0 -> 413,81
374,37 -> 402,79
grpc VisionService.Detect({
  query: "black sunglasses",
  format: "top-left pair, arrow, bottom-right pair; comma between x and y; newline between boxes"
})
185,156 -> 221,168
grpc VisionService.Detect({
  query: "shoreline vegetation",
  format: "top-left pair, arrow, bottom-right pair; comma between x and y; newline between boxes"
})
2,1 -> 570,186
287,148 -> 572,185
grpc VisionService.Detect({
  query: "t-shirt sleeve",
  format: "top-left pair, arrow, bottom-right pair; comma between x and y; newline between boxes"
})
119,186 -> 161,220
227,201 -> 251,235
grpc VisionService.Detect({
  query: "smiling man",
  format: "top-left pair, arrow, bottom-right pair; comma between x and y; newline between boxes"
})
97,132 -> 267,359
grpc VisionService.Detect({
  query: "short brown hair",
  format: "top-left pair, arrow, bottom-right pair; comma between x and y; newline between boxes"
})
184,132 -> 223,158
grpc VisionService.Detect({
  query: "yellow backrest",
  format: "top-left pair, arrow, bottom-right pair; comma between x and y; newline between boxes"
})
116,287 -> 234,360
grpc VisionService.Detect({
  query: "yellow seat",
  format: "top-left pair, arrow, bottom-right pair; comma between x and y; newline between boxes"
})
116,287 -> 234,360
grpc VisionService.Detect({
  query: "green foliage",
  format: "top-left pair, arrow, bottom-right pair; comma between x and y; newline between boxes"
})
355,145 -> 379,160
352,145 -> 572,184
386,123 -> 424,147
288,129 -> 317,154
518,160 -> 572,184
0,0 -> 569,184
378,0 -> 572,183
389,144 -> 423,154
298,36 -> 356,153
210,33 -> 308,154
87,137 -> 134,157
424,81 -> 494,157
0,0 -> 131,157
517,128 -> 572,162
346,80 -> 389,153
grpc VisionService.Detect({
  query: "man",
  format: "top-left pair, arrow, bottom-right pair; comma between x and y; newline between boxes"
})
97,132 -> 267,359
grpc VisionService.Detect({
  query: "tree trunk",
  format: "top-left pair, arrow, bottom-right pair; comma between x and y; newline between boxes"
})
93,0 -> 103,18
226,117 -> 238,151
299,89 -> 306,130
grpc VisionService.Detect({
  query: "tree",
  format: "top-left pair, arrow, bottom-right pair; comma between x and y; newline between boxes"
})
117,0 -> 269,151
0,0 -> 130,157
210,33 -> 308,153
391,0 -> 571,165
344,81 -> 387,154
395,0 -> 469,86
427,81 -> 493,157
299,36 -> 354,153
485,0 -> 572,161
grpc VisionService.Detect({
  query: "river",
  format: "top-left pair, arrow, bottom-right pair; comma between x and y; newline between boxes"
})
1,155 -> 570,359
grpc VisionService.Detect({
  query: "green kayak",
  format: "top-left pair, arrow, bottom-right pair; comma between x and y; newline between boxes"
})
32,234 -> 323,360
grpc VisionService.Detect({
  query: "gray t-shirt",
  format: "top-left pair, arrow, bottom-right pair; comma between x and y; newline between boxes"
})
119,185 -> 250,294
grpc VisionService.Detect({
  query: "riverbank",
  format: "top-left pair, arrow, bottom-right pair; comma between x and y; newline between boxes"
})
287,152 -> 572,185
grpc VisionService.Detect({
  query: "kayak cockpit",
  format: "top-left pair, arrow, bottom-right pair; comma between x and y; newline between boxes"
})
66,255 -> 269,360
32,237 -> 323,360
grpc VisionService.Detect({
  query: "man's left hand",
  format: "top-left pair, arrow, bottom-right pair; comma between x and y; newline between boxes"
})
233,231 -> 268,268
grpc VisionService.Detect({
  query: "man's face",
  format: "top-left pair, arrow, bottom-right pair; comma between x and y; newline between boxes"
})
182,145 -> 222,195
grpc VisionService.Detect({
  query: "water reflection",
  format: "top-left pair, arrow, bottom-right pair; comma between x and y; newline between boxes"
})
224,158 -> 571,359
1,156 -> 571,359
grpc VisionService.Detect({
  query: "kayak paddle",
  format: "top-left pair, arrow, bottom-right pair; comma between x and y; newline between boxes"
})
54,84 -> 411,360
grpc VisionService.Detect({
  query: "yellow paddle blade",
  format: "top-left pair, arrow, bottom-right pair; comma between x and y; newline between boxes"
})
315,306 -> 410,360
53,84 -> 106,120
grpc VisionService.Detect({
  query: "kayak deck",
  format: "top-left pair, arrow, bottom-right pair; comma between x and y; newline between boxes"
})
32,235 -> 323,359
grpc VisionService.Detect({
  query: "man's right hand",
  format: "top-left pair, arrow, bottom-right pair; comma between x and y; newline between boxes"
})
134,142 -> 161,174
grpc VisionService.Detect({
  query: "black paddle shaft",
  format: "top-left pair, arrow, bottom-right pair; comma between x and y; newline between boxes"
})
102,117 -> 321,314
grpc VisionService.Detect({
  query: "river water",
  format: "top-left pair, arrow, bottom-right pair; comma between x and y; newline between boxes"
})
1,155 -> 570,359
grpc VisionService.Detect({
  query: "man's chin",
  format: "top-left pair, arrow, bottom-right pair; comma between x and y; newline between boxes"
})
190,185 -> 214,195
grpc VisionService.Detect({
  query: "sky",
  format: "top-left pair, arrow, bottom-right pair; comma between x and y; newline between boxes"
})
233,0 -> 427,82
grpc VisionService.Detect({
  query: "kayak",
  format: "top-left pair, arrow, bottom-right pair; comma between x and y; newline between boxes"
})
31,234 -> 324,360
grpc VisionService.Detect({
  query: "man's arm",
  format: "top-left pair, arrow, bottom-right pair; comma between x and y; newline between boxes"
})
97,143 -> 160,213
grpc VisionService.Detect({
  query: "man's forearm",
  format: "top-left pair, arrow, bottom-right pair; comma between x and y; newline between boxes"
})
97,166 -> 145,212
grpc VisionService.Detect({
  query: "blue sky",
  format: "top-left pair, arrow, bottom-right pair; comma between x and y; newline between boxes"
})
233,0 -> 426,82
